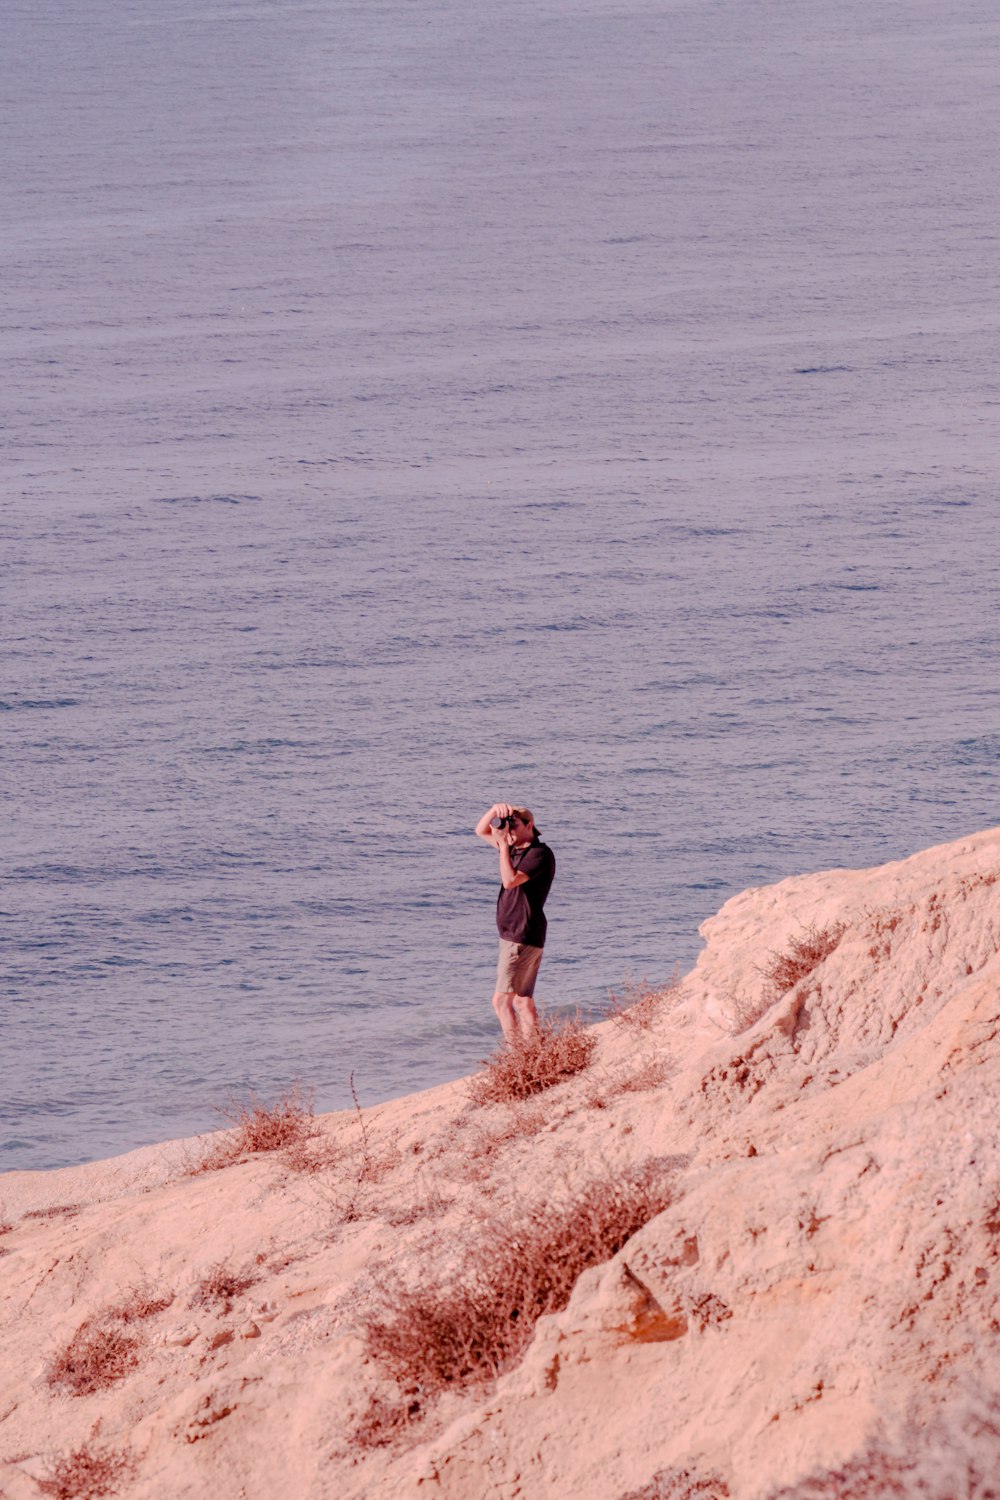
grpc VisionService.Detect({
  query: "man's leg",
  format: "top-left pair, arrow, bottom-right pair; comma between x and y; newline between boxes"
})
492,988 -> 520,1042
512,992 -> 539,1039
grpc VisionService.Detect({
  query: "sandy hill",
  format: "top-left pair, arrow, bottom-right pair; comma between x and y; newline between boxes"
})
2,827 -> 999,1500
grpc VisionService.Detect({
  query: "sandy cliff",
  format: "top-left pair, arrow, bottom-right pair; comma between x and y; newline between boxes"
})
2,828 -> 999,1500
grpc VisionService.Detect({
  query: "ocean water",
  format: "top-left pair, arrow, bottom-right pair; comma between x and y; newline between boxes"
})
3,0 -> 999,1172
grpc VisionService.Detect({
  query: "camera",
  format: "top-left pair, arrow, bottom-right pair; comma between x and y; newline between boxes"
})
491,815 -> 515,832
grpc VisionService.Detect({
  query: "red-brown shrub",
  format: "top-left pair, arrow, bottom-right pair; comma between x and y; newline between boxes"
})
46,1321 -> 142,1397
193,1083 -> 315,1172
358,1156 -> 680,1440
281,1130 -> 341,1174
189,1259 -> 259,1310
761,924 -> 846,1002
618,1470 -> 730,1500
586,1056 -> 673,1109
38,1443 -> 134,1500
104,1283 -> 174,1323
605,970 -> 681,1030
468,1016 -> 596,1106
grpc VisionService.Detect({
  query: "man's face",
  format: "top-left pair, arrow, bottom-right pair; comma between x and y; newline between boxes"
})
510,815 -> 533,846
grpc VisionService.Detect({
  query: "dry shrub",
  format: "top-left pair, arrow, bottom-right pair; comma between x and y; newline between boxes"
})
726,923 -> 848,1035
468,1016 -> 596,1107
349,1390 -> 424,1450
606,969 -> 681,1030
437,1103 -> 550,1185
195,1083 -> 315,1172
46,1321 -> 142,1397
723,989 -> 769,1033
619,1055 -> 673,1093
24,1203 -> 80,1221
357,1157 -> 679,1440
38,1443 -> 134,1500
760,924 -> 846,1003
619,1470 -> 730,1500
382,1181 -> 454,1227
104,1283 -> 174,1323
586,1056 -> 673,1109
282,1130 -> 341,1174
190,1259 -> 259,1310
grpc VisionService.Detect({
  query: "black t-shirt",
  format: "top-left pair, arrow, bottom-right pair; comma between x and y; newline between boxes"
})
496,838 -> 555,947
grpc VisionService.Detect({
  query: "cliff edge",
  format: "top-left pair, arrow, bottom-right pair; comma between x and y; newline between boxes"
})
2,827 -> 999,1499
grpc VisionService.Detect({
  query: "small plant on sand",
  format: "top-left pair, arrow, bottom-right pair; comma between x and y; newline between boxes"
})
468,1016 -> 596,1107
441,1101 -> 550,1182
585,1055 -> 673,1109
24,1203 -> 80,1221
104,1282 -> 174,1323
194,1082 -> 315,1172
38,1443 -> 134,1500
190,1259 -> 260,1311
46,1321 -> 143,1397
355,1157 -> 680,1444
760,923 -> 846,1004
281,1129 -> 342,1174
727,922 -> 848,1034
605,969 -> 681,1030
618,1469 -> 730,1500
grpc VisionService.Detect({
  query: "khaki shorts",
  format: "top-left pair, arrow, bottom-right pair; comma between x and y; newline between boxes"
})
495,940 -> 544,998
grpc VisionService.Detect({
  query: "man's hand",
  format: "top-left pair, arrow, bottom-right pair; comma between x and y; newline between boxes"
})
475,801 -> 514,841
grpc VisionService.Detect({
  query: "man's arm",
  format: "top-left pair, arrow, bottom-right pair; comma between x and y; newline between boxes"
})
474,803 -> 530,888
496,840 -> 530,890
475,802 -> 512,842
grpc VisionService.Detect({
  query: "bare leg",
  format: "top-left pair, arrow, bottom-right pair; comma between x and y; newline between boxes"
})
512,992 -> 539,1039
491,989 -> 519,1042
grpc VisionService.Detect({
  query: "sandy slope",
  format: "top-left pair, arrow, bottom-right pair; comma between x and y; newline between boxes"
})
3,828 -> 999,1500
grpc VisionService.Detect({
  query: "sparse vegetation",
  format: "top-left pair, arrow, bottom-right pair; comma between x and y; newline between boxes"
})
726,923 -> 848,1033
605,969 -> 681,1030
104,1282 -> 174,1323
190,1259 -> 260,1310
38,1443 -> 134,1500
45,1280 -> 175,1397
24,1203 -> 80,1221
382,1177 -> 454,1226
586,1056 -> 673,1109
618,1470 -> 730,1500
434,1102 -> 550,1184
356,1157 -> 680,1443
468,1016 -> 596,1106
281,1130 -> 342,1174
46,1320 -> 142,1397
193,1083 -> 315,1172
349,1388 -> 426,1449
760,924 -> 846,1003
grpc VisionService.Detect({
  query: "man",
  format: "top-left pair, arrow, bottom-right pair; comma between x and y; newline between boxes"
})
474,801 -> 556,1042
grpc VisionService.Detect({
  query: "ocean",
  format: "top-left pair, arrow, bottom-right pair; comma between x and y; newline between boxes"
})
3,0 -> 999,1172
